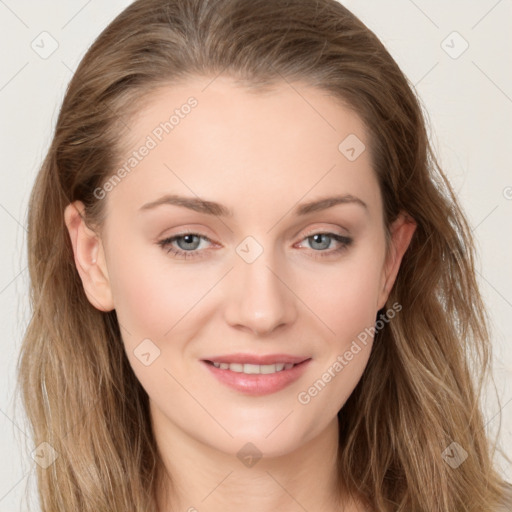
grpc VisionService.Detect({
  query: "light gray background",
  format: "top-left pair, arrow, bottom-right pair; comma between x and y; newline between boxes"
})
1,1 -> 511,510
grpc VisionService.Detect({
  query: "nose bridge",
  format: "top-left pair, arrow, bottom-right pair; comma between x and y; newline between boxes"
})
223,235 -> 297,335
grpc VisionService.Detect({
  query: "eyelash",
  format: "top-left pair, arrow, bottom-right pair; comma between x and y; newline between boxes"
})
157,229 -> 353,260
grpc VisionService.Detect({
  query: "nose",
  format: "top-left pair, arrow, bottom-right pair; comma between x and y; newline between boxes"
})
223,247 -> 298,337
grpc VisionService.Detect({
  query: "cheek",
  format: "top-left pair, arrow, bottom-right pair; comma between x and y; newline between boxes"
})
109,234 -> 385,345
106,247 -> 202,400
295,260 -> 382,417
107,242 -> 196,349
303,248 -> 385,340
328,349 -> 372,421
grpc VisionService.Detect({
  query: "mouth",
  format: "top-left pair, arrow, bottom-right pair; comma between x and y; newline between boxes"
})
200,356 -> 312,395
204,360 -> 304,374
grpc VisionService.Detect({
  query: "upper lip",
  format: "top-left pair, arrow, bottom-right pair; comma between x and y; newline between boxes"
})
203,353 -> 310,365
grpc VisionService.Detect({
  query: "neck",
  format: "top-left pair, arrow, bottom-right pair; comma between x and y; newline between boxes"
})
151,403 -> 354,511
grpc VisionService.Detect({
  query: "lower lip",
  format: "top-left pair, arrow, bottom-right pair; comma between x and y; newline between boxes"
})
201,359 -> 312,396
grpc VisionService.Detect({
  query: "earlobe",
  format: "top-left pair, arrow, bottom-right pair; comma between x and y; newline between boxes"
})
63,201 -> 115,312
377,212 -> 417,310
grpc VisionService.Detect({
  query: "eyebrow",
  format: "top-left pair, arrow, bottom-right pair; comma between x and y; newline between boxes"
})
138,193 -> 368,217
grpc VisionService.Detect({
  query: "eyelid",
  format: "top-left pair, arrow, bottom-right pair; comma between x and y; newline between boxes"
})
300,225 -> 350,239
158,225 -> 349,247
293,230 -> 353,256
158,226 -> 353,260
157,232 -> 213,260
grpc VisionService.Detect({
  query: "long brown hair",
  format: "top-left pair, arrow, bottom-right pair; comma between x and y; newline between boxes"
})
17,0 -> 511,510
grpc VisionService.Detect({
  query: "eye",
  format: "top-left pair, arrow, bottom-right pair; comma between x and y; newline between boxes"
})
157,230 -> 353,260
157,233 -> 213,260
295,230 -> 353,258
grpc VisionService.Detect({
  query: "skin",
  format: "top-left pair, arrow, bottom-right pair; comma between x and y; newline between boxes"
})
64,75 -> 416,512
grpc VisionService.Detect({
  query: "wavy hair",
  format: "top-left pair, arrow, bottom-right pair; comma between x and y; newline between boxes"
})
17,0 -> 511,510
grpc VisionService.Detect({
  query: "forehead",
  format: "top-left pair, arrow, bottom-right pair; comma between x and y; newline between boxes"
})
104,75 -> 381,222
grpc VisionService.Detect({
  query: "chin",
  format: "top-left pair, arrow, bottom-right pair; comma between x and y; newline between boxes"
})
203,417 -> 317,461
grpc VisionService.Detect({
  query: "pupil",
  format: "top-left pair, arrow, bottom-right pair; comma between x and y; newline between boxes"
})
179,234 -> 199,250
312,234 -> 329,250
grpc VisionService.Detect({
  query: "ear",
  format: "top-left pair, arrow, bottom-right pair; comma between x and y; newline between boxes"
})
377,212 -> 416,310
63,201 -> 114,312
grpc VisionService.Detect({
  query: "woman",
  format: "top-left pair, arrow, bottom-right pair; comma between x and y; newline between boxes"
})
18,0 -> 512,510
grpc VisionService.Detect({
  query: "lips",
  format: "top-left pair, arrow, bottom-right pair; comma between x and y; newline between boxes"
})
202,353 -> 309,365
200,354 -> 312,395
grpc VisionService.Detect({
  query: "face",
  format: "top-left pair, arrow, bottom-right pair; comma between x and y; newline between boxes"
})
65,75 -> 415,459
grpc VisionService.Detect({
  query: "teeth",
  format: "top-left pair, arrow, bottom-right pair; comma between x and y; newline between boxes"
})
211,361 -> 296,374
